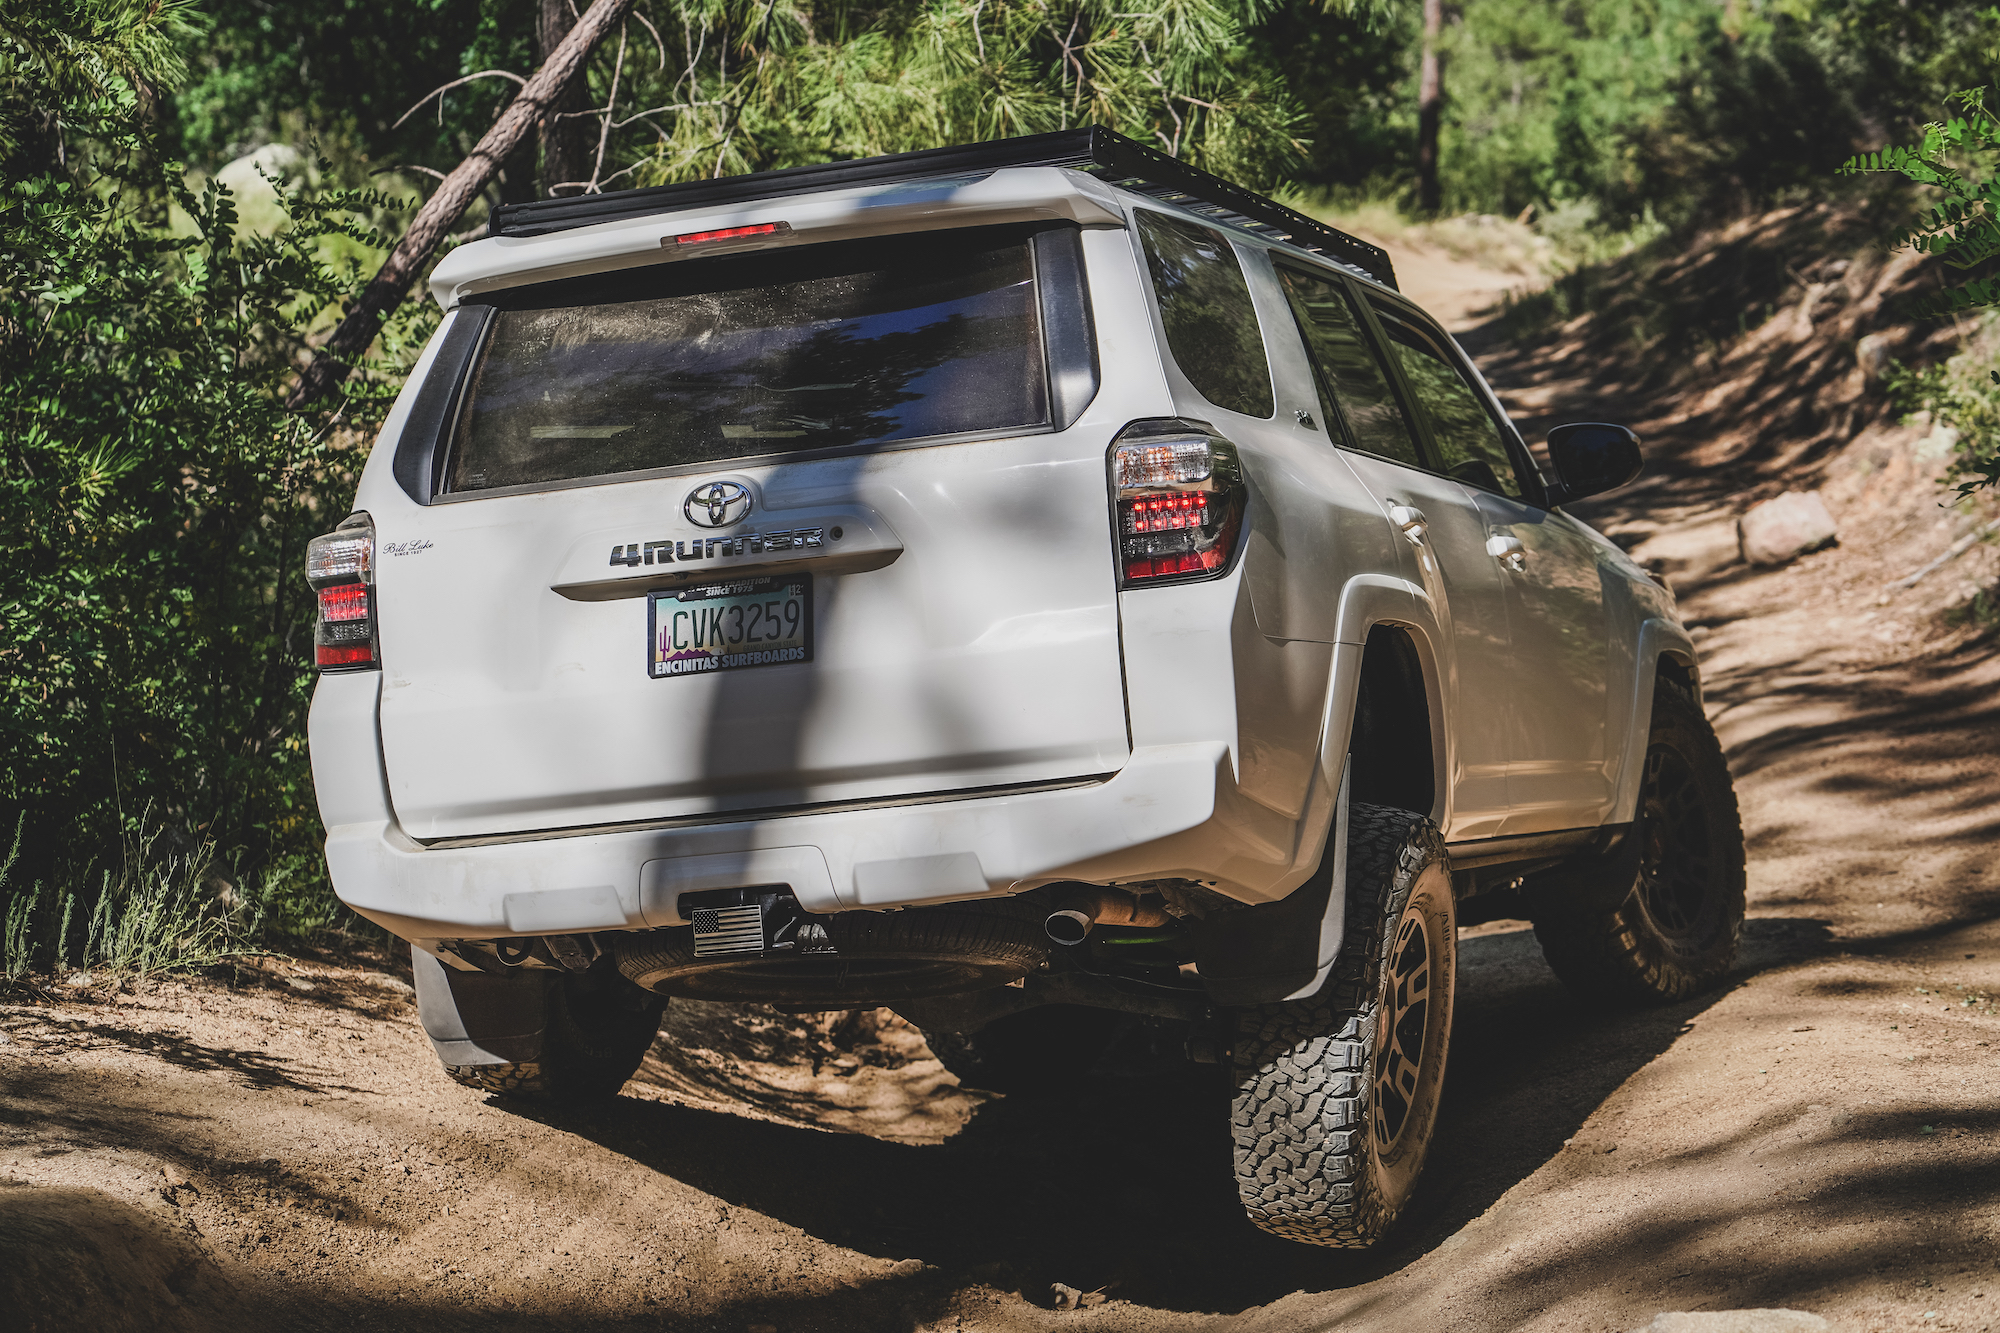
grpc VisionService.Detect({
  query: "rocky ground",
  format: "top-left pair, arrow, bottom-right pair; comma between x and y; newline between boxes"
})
5,217 -> 2000,1333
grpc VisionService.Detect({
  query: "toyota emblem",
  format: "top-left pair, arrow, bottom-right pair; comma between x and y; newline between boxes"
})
683,480 -> 753,529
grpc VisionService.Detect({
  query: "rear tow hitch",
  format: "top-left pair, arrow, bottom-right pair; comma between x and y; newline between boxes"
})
682,887 -> 837,959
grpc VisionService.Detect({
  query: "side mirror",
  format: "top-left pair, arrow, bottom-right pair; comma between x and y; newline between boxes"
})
1545,422 -> 1642,506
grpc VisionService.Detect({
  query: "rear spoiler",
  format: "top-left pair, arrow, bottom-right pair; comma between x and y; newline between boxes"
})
487,126 -> 1397,291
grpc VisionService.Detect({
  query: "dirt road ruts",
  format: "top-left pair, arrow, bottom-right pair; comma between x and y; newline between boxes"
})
5,226 -> 1998,1333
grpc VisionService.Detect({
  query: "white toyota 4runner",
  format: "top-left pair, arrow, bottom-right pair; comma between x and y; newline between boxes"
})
307,128 -> 1745,1249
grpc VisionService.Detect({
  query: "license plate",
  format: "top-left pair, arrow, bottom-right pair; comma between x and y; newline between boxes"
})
647,574 -> 812,678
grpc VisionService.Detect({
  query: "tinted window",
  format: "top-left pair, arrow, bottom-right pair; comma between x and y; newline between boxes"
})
445,229 -> 1048,493
1276,265 -> 1422,468
1135,211 -> 1274,419
1373,309 -> 1526,499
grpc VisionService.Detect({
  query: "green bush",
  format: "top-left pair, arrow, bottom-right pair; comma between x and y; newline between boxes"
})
0,54 -> 431,957
1885,320 -> 2000,499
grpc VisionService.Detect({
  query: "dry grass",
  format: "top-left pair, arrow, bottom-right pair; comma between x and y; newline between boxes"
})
2,815 -> 253,985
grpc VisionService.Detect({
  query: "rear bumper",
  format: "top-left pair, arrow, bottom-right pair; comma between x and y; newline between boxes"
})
312,674 -> 1319,945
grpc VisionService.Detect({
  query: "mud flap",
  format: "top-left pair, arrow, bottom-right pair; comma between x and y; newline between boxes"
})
1190,764 -> 1350,1006
411,945 -> 553,1066
1519,822 -> 1642,917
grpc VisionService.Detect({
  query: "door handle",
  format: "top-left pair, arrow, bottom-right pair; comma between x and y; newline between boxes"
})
1388,505 -> 1428,542
1486,533 -> 1527,571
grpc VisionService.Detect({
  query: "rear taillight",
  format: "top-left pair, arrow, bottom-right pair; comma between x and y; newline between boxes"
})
1110,421 -> 1246,586
306,514 -> 378,671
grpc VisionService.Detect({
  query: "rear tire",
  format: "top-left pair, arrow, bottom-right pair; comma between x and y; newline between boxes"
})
1229,803 -> 1456,1248
1531,677 -> 1745,1004
446,964 -> 665,1103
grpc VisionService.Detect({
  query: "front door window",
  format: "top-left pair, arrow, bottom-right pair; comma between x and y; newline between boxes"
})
1368,310 -> 1527,500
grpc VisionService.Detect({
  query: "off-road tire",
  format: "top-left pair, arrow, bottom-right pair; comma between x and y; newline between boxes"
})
446,964 -> 665,1103
1230,803 -> 1456,1248
924,1004 -> 1128,1094
1532,677 -> 1746,1005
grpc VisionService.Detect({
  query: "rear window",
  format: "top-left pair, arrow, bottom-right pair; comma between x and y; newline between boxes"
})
444,228 -> 1051,493
1134,210 -> 1274,420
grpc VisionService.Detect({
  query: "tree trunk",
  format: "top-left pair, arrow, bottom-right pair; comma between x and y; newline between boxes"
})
538,0 -> 596,197
286,0 -> 634,412
1417,0 -> 1444,215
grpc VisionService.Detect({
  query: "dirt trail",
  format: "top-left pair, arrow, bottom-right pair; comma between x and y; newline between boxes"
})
1340,217 -> 1546,335
6,227 -> 2000,1333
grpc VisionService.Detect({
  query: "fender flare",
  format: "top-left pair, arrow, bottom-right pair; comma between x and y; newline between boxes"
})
1608,618 -> 1701,825
1192,575 -> 1448,1006
1329,573 -> 1450,826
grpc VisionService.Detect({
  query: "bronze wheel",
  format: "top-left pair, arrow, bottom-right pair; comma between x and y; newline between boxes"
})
1231,803 -> 1456,1248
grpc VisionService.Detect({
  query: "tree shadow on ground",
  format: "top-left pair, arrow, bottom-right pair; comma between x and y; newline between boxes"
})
0,1011 -> 346,1093
1456,193 -> 1950,518
501,916 -> 1828,1318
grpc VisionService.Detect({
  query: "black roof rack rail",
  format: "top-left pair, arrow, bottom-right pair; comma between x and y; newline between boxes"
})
485,126 -> 1397,290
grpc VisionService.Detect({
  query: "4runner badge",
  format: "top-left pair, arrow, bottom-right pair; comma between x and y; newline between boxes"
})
684,481 -> 753,528
608,527 -> 823,568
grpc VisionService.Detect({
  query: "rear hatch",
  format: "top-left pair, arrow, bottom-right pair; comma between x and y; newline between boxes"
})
372,221 -> 1130,841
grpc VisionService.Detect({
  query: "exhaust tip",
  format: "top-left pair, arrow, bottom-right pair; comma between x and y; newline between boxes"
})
1045,909 -> 1093,947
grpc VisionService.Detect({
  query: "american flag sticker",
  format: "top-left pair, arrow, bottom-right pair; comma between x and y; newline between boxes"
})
692,904 -> 766,957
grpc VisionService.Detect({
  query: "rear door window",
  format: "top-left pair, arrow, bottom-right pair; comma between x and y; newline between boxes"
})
1369,305 -> 1529,500
444,226 -> 1052,494
1274,263 -> 1423,468
1135,210 -> 1275,419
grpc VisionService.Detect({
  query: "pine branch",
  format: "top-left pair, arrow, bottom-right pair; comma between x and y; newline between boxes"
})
390,70 -> 530,131
286,0 -> 635,411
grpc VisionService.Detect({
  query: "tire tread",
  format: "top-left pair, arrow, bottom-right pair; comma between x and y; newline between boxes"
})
1230,804 -> 1449,1248
1533,678 -> 1746,1005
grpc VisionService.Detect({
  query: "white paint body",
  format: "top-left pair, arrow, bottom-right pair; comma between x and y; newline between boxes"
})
308,167 -> 1693,953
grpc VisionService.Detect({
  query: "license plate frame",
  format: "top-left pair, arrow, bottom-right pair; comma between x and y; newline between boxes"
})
647,573 -> 813,679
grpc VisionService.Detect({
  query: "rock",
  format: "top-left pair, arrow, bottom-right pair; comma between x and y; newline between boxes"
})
887,1257 -> 925,1277
1856,332 -> 1894,379
1738,491 -> 1838,566
1563,1137 -> 1605,1151
1915,422 -> 1960,463
1049,1282 -> 1105,1311
1629,1312 -> 1830,1333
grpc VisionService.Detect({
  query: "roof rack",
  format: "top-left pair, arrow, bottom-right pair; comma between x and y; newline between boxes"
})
485,126 -> 1397,290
